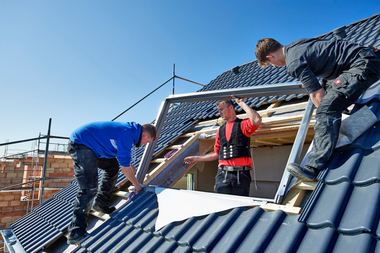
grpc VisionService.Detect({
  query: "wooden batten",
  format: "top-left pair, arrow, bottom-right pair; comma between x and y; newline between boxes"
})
261,203 -> 301,215
89,210 -> 110,220
144,133 -> 200,184
261,101 -> 282,117
282,180 -> 317,207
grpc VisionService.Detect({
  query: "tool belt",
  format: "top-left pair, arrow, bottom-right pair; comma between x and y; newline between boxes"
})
218,165 -> 251,171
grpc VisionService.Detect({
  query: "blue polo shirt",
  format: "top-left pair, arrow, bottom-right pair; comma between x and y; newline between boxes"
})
70,121 -> 142,167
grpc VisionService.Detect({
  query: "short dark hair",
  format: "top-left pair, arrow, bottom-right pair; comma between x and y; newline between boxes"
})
216,99 -> 234,108
255,38 -> 283,68
142,124 -> 157,140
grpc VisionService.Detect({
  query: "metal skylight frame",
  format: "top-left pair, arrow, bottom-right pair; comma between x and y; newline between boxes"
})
136,82 -> 314,204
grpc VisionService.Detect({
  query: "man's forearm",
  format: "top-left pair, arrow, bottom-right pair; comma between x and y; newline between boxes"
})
184,152 -> 218,165
237,100 -> 262,125
120,166 -> 141,188
198,152 -> 219,162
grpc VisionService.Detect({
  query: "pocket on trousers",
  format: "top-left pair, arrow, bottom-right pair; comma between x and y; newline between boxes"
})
240,170 -> 251,183
332,73 -> 356,98
333,74 -> 349,89
215,170 -> 225,181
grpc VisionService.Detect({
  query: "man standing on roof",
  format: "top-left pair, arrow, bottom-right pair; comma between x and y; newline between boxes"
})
184,96 -> 262,196
67,121 -> 156,245
255,38 -> 380,181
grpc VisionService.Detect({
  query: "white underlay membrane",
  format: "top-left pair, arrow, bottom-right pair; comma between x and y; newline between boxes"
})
154,187 -> 267,231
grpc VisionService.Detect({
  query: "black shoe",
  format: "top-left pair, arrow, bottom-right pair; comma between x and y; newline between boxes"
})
67,229 -> 88,245
286,163 -> 319,181
92,203 -> 116,214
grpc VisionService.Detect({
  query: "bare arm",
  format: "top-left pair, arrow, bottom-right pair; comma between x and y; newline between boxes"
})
232,95 -> 262,125
120,164 -> 142,192
184,152 -> 219,165
309,87 -> 326,107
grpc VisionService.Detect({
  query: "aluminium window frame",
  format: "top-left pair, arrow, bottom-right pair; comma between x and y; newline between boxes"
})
136,82 -> 314,204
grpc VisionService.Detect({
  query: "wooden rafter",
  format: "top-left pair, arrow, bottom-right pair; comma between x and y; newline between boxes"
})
282,180 -> 317,207
144,133 -> 200,184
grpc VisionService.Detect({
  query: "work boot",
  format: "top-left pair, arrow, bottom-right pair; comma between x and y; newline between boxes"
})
67,228 -> 88,245
92,203 -> 116,214
286,163 -> 319,181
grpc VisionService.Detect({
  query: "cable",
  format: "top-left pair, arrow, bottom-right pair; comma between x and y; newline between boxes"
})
111,76 -> 174,121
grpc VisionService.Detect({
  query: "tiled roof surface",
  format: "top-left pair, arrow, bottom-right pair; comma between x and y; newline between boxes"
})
9,12 -> 380,253
10,172 -> 126,253
299,83 -> 380,247
71,191 -> 294,253
72,83 -> 380,252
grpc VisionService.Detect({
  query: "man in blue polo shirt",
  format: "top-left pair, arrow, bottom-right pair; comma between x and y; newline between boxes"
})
67,121 -> 156,245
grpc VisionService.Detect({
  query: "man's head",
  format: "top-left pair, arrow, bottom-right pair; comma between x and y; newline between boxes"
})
140,124 -> 157,146
255,38 -> 286,68
216,99 -> 236,122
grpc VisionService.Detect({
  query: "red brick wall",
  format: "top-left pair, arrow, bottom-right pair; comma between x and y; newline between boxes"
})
0,155 -> 74,230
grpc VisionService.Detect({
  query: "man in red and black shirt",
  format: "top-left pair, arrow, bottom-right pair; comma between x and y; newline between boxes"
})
184,96 -> 262,196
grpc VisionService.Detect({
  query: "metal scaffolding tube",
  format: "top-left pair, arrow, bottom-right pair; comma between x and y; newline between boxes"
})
29,135 -> 40,212
174,75 -> 205,87
0,177 -> 76,191
0,137 -> 46,147
40,119 -> 52,204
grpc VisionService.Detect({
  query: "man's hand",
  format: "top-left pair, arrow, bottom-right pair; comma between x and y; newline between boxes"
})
231,95 -> 262,125
184,156 -> 198,165
310,88 -> 326,107
134,183 -> 143,192
231,95 -> 244,104
120,165 -> 143,192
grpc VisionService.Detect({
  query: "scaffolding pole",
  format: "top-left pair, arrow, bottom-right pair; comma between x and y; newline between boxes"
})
40,118 -> 51,204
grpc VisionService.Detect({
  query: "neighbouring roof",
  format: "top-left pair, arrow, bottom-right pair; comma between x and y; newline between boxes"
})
7,11 -> 380,253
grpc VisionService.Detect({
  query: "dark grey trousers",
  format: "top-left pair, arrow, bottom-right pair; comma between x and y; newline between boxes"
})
306,48 -> 380,170
67,142 -> 119,235
214,169 -> 251,196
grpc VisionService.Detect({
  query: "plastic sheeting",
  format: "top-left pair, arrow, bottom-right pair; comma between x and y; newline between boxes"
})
336,105 -> 377,148
155,187 -> 267,231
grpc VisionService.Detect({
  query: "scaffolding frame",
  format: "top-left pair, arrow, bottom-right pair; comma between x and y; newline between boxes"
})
0,119 -> 73,212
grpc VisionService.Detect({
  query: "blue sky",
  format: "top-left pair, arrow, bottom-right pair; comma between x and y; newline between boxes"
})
0,1 -> 379,155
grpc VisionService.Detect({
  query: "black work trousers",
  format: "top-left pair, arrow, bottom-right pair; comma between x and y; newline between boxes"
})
214,169 -> 251,196
306,48 -> 380,170
67,142 -> 119,235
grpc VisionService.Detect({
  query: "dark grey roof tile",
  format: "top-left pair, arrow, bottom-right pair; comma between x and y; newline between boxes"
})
323,148 -> 364,185
300,182 -> 352,229
337,182 -> 380,235
351,148 -> 380,185
295,227 -> 337,253
234,210 -> 288,252
263,215 -> 305,253
333,233 -> 376,253
191,207 -> 245,252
